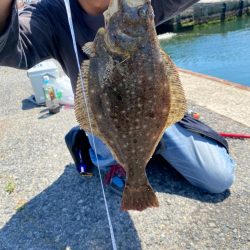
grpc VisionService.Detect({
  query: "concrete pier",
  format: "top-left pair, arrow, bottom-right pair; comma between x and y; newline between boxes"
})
165,0 -> 250,31
0,66 -> 249,249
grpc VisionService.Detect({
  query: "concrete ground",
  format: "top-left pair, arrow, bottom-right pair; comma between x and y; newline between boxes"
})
0,67 -> 249,250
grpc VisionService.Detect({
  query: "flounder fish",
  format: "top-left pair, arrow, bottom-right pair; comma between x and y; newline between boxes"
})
75,0 -> 186,211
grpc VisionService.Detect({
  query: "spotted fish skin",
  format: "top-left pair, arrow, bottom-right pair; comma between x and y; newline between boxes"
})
75,0 -> 186,211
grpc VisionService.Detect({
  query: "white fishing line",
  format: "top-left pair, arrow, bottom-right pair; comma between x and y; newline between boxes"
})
63,1 -> 117,249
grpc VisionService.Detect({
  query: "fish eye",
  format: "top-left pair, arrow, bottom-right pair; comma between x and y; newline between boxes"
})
138,7 -> 148,18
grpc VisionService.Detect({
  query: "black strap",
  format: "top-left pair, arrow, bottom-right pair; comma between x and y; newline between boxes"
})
178,113 -> 229,152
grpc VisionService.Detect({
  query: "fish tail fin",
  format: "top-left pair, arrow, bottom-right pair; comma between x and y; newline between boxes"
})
121,183 -> 159,211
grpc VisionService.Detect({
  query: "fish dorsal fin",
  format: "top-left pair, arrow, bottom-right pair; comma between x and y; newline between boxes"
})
74,59 -> 101,136
74,58 -> 125,167
82,42 -> 95,58
160,49 -> 187,127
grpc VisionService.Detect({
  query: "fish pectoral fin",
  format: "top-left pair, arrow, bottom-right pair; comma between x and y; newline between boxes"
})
82,42 -> 95,58
121,183 -> 159,211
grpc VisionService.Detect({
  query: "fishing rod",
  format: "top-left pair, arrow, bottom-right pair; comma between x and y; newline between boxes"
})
218,133 -> 250,139
189,111 -> 250,139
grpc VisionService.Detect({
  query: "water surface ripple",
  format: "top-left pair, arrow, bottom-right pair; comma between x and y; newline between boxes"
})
161,16 -> 250,86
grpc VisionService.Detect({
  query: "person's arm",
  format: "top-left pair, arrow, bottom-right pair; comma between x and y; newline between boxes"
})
152,0 -> 199,26
0,0 -> 57,69
0,0 -> 13,33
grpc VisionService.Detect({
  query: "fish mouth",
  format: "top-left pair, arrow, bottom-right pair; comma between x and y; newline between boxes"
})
104,29 -> 140,56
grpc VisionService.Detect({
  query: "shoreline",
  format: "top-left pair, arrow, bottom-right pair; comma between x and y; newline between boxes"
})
178,68 -> 250,92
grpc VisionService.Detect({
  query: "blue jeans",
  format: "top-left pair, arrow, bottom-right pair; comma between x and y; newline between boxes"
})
87,124 -> 235,193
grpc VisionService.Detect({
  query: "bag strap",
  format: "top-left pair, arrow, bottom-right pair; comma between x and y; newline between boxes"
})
178,113 -> 229,152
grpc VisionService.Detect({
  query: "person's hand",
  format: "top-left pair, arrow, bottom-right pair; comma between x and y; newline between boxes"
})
0,0 -> 13,33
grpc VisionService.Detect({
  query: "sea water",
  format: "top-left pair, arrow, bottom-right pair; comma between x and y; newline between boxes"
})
160,16 -> 250,87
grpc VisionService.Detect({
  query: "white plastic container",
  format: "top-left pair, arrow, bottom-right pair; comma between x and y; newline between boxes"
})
27,60 -> 59,104
53,76 -> 74,106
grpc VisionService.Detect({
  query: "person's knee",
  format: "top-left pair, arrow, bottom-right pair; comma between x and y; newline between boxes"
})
202,162 -> 236,194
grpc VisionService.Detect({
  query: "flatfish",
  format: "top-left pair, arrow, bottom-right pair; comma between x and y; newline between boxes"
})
75,0 -> 186,211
